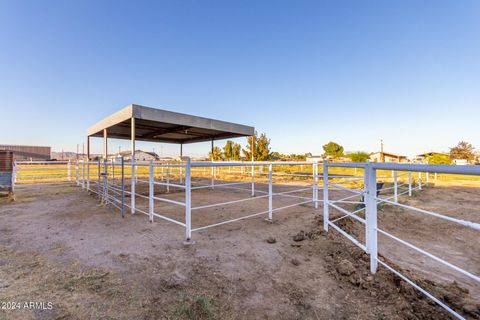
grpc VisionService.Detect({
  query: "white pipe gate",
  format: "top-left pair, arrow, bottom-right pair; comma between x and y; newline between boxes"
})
12,159 -> 479,319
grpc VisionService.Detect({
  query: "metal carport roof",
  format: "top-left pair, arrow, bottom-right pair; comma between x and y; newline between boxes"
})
87,104 -> 254,144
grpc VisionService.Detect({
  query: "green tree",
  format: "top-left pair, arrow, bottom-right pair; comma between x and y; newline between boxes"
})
426,153 -> 452,165
242,133 -> 272,161
450,141 -> 475,161
232,143 -> 241,161
223,140 -> 234,160
209,146 -> 223,161
348,151 -> 369,163
256,133 -> 271,161
322,141 -> 344,159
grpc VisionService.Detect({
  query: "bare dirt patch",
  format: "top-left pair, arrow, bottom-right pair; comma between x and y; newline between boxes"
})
0,184 -> 478,319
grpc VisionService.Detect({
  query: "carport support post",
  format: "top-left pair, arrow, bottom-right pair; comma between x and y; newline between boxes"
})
393,170 -> 398,203
426,172 -> 429,186
251,136 -> 255,197
131,117 -> 136,214
408,172 -> 412,196
268,164 -> 273,222
185,157 -> 192,242
365,163 -> 378,274
149,160 -> 154,223
211,139 -> 215,189
322,161 -> 329,231
313,163 -> 319,209
418,172 -> 422,190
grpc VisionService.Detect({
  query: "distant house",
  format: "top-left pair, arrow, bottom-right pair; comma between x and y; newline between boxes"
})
453,159 -> 469,165
369,151 -> 407,163
110,150 -> 159,161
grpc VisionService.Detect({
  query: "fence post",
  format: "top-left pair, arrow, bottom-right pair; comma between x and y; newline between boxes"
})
268,164 -> 273,222
97,161 -> 101,199
82,160 -> 85,189
76,160 -> 79,186
13,161 -> 17,186
180,165 -> 183,184
131,159 -> 135,214
12,161 -> 16,191
211,164 -> 215,189
323,160 -> 329,231
103,160 -> 108,204
86,161 -> 90,191
185,157 -> 192,243
393,170 -> 398,203
166,165 -> 170,193
365,163 -> 378,274
68,160 -> 71,182
149,160 -> 154,223
408,172 -> 412,196
121,157 -> 125,218
418,172 -> 422,190
364,162 -> 370,253
313,163 -> 319,209
251,163 -> 255,197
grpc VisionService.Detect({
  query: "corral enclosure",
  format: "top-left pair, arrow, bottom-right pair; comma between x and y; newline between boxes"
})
1,104 -> 479,319
6,158 -> 480,319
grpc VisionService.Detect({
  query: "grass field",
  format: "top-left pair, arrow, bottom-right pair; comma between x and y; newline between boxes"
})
13,162 -> 480,189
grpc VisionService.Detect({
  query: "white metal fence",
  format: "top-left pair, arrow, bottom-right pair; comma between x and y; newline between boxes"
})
12,159 -> 479,319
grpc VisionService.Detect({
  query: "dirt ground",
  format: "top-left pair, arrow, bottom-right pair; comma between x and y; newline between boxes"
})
0,182 -> 478,320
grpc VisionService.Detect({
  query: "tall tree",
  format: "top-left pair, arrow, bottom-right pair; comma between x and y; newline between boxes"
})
242,133 -> 272,161
323,141 -> 344,159
232,143 -> 241,161
209,146 -> 223,161
223,140 -> 234,160
450,141 -> 475,161
256,133 -> 271,161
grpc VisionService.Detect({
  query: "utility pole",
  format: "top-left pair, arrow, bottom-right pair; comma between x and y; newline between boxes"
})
380,139 -> 385,163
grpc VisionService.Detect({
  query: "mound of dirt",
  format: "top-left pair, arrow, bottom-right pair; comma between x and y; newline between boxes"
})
309,216 -> 479,320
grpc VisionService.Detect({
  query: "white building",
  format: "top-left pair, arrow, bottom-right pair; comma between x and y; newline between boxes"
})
110,150 -> 159,161
369,151 -> 408,163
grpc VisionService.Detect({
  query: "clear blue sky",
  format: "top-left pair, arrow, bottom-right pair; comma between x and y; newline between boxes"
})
1,0 -> 479,157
